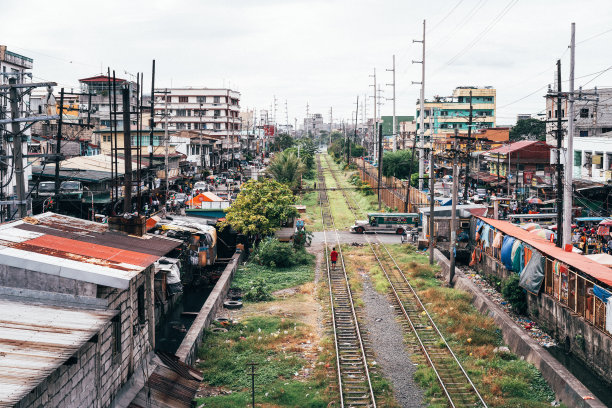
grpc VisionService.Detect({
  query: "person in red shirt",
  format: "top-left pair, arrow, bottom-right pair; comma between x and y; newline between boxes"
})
330,247 -> 339,270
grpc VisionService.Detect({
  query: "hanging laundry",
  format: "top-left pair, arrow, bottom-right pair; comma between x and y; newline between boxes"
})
493,231 -> 503,249
482,225 -> 491,248
501,236 -> 516,270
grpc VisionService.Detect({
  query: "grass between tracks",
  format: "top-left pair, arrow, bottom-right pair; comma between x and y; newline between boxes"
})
345,243 -> 562,408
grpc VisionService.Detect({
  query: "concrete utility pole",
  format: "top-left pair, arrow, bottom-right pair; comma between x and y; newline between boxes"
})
329,106 -> 333,134
164,88 -> 169,199
463,91 -> 473,201
413,19 -> 426,190
199,103 -> 204,172
122,87 -> 133,213
449,130 -> 459,285
370,69 -> 377,161
563,22 -> 576,248
555,60 -> 564,248
428,145 -> 435,265
378,123 -> 383,210
53,89 -> 64,213
387,54 -> 397,152
149,60 -> 155,189
8,78 -> 26,218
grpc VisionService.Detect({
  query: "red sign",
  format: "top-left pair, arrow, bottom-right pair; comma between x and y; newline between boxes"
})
523,171 -> 534,185
264,125 -> 275,136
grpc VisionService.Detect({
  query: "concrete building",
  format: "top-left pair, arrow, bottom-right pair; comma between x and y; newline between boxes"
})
571,135 -> 612,183
417,86 -> 496,138
303,113 -> 325,135
0,213 -> 181,408
154,88 -> 240,169
78,75 -> 138,130
0,46 -> 34,218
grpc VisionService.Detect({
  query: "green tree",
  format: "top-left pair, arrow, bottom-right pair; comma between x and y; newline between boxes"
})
270,133 -> 295,151
510,118 -> 546,141
382,150 -> 417,179
266,151 -> 306,189
220,179 -> 298,237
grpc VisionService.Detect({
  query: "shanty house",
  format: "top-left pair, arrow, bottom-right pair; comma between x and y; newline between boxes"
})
0,213 -> 181,408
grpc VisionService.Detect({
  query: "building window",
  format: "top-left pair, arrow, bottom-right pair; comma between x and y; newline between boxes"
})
111,314 -> 121,359
536,164 -> 545,171
102,135 -> 111,142
440,111 -> 448,116
176,109 -> 187,117
214,109 -> 220,117
214,123 -> 221,130
213,96 -> 220,104
137,285 -> 146,324
197,96 -> 206,103
166,96 -> 172,103
187,123 -> 191,130
179,96 -> 188,103
579,130 -> 588,137
580,108 -> 589,118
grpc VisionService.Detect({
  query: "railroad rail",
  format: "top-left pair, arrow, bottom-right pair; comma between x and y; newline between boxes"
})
317,156 -> 377,408
322,154 -> 488,408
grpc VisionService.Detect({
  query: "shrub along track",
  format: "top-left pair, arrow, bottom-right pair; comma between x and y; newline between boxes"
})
323,154 -> 488,408
317,155 -> 377,408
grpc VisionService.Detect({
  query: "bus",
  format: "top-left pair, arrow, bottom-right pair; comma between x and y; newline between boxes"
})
351,213 -> 419,234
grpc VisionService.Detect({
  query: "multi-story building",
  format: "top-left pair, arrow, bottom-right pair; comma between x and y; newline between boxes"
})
304,113 -> 325,135
416,86 -> 496,138
154,88 -> 241,169
0,45 -> 34,216
545,87 -> 612,183
78,75 -> 138,129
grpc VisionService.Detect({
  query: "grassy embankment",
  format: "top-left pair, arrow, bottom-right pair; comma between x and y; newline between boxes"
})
194,251 -> 339,407
344,243 -> 563,408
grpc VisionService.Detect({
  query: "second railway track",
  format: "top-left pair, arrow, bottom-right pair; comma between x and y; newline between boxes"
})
321,153 -> 488,408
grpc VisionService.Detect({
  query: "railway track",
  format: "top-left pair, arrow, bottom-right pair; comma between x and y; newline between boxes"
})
317,156 -> 377,408
322,154 -> 488,408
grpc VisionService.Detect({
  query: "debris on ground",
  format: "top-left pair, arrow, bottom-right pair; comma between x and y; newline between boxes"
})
464,268 -> 557,348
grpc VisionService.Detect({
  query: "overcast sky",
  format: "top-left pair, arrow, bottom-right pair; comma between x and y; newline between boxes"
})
2,0 -> 612,126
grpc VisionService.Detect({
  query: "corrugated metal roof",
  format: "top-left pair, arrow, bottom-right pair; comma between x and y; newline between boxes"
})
0,213 -> 181,289
0,299 -> 116,406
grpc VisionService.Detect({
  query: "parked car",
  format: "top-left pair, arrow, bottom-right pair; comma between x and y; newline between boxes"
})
37,181 -> 56,197
60,181 -> 83,199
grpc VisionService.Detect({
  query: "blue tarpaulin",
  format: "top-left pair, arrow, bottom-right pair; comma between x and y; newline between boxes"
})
501,235 -> 516,270
593,285 -> 611,302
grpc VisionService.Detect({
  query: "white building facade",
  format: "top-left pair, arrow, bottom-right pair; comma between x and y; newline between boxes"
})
154,88 -> 241,169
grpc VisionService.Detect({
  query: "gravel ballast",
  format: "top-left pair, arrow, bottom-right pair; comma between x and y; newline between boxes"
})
360,274 -> 425,408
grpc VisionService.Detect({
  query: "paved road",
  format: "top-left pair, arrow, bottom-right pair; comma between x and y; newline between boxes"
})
311,230 -> 405,245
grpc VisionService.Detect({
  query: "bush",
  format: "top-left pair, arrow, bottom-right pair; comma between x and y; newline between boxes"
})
252,238 -> 312,268
502,273 -> 528,315
243,279 -> 273,301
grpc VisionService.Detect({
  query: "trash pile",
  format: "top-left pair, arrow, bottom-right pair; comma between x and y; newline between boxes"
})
464,267 -> 557,348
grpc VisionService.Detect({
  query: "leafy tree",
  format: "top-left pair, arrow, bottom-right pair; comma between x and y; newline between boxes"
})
381,150 -> 417,179
270,133 -> 295,151
411,173 -> 428,188
510,118 -> 546,141
220,179 -> 298,237
266,151 -> 306,189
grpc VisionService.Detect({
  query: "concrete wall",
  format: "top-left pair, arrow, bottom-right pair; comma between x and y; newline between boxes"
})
0,265 -> 96,296
527,292 -> 612,384
440,249 -> 607,407
176,251 -> 244,365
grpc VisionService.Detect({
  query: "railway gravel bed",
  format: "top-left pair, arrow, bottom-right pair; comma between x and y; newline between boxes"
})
360,274 -> 425,408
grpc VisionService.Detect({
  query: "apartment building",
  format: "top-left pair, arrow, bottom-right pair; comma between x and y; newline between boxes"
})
416,86 -> 496,138
78,75 -> 138,129
0,45 -> 33,213
154,88 -> 241,168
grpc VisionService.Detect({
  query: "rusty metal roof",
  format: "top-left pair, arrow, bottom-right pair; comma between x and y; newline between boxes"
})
128,353 -> 202,408
0,213 -> 181,289
0,299 -> 115,406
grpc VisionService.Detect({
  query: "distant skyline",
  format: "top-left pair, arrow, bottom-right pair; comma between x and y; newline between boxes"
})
2,0 -> 612,126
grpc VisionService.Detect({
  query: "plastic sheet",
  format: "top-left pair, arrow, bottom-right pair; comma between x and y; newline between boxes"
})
519,250 -> 545,294
501,236 -> 516,270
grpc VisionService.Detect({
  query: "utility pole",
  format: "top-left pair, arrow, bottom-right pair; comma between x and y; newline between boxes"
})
53,89 -> 65,213
428,146 -> 435,265
148,60 -> 155,189
563,22 -> 576,248
377,123 -> 383,210
329,106 -> 333,134
404,136 -> 418,212
449,130 -> 459,285
199,103 -> 204,172
555,60 -> 564,248
370,69 -> 377,161
463,91 -> 473,201
122,87 -> 133,213
387,54 -> 397,152
164,88 -> 169,200
413,19 -> 426,190
9,78 -> 27,218
353,96 -> 359,164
